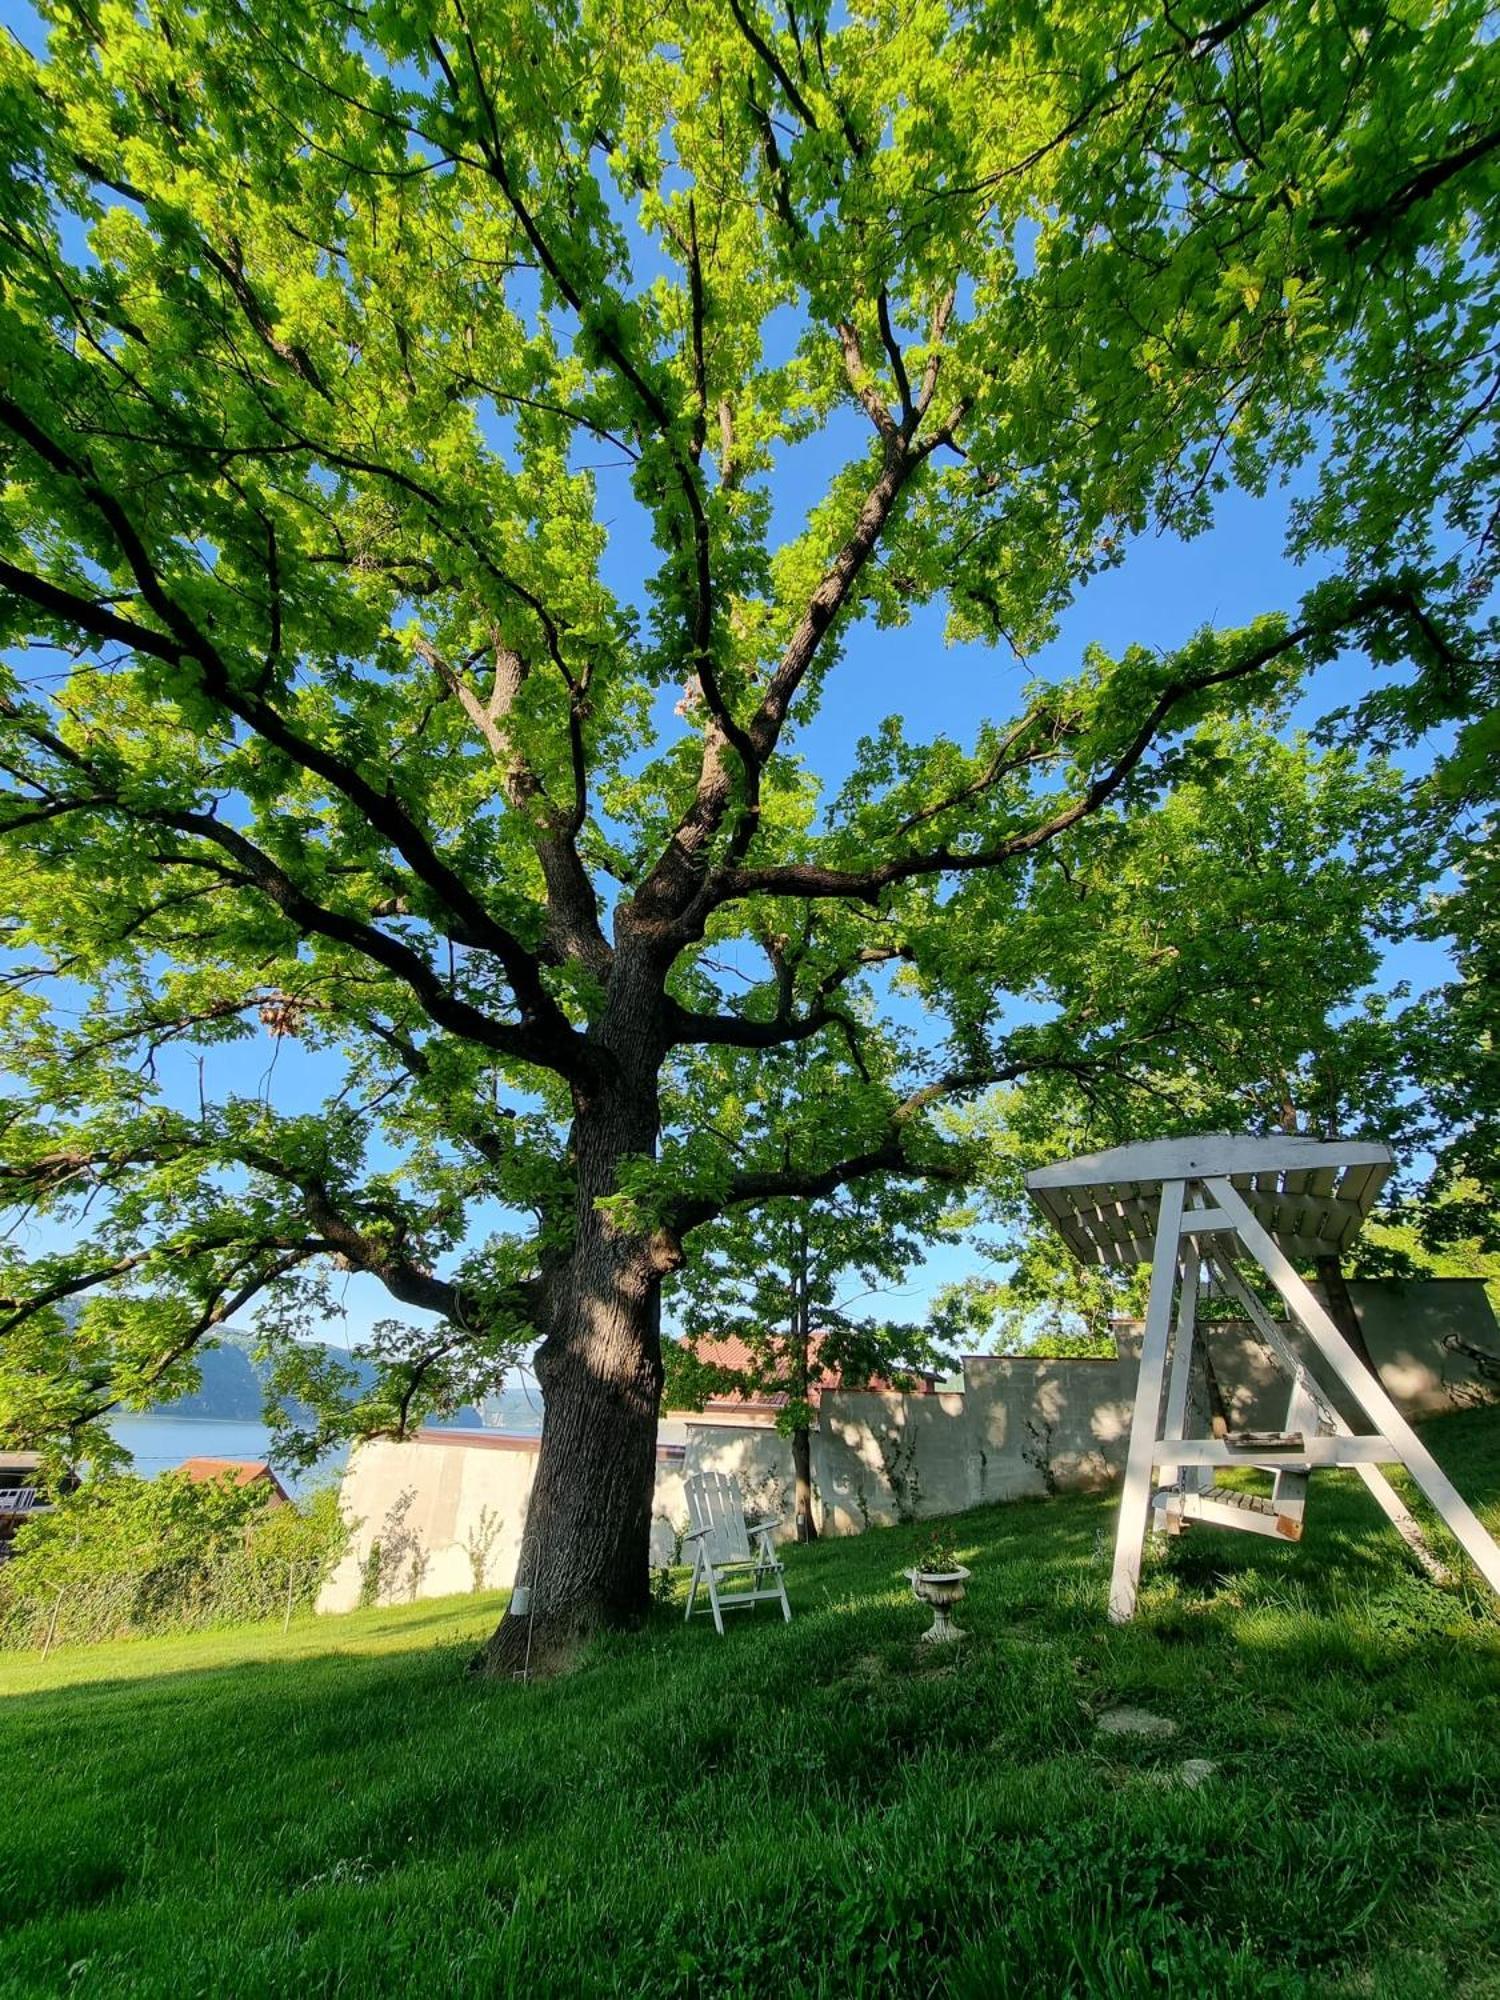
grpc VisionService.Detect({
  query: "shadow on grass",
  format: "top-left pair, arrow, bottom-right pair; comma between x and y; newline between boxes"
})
0,1407 -> 1497,1995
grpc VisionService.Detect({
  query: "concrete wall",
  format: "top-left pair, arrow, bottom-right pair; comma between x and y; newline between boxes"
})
317,1432 -> 688,1615
1121,1280 -> 1500,1434
318,1278 -> 1497,1609
682,1279 -> 1499,1541
1344,1278 -> 1500,1416
685,1357 -> 1150,1541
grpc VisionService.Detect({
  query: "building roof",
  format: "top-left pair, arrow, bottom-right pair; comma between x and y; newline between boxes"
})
1025,1134 -> 1393,1269
178,1457 -> 290,1504
674,1331 -> 939,1417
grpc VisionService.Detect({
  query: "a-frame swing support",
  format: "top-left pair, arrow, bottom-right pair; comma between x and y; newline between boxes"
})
1025,1135 -> 1500,1623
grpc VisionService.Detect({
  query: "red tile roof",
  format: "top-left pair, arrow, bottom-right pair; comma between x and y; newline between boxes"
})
678,1331 -> 938,1412
178,1458 -> 290,1504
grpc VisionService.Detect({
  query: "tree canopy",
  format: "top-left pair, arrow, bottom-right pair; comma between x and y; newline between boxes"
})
1,0 -> 1495,1649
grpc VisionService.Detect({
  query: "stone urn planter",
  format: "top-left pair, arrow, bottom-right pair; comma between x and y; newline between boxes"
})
905,1561 -> 971,1645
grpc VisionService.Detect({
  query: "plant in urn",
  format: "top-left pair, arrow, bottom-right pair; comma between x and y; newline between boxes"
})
905,1530 -> 970,1644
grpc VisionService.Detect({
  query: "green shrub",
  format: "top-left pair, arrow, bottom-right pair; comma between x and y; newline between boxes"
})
0,1471 -> 350,1650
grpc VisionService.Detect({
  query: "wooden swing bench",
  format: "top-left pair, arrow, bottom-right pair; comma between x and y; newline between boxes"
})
1157,1431 -> 1310,1542
1025,1134 -> 1500,1620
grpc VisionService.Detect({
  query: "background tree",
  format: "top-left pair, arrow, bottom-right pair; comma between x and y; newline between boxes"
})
0,1467 -> 350,1647
930,1224 -> 1151,1361
668,1194 -> 958,1542
1396,826 -> 1500,1272
929,729 -> 1445,1355
666,1042 -> 961,1539
0,0 -> 1495,1668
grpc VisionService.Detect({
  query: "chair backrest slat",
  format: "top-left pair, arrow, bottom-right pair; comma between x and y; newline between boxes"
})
685,1471 -> 752,1563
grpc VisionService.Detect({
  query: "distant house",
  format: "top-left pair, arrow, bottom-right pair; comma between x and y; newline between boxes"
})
0,1450 -> 80,1560
668,1331 -> 940,1429
177,1458 -> 290,1507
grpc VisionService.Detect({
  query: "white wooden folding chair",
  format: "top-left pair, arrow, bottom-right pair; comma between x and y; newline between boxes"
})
682,1470 -> 792,1635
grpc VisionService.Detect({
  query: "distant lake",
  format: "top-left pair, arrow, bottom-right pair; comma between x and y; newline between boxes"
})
108,1414 -> 348,1498
105,1397 -> 543,1499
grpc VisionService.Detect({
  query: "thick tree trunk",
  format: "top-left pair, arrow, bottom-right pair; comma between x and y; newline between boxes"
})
473,956 -> 671,1677
791,1422 -> 818,1543
473,1244 -> 663,1677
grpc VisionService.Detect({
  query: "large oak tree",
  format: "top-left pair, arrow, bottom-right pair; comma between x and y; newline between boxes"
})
1,0 -> 1495,1667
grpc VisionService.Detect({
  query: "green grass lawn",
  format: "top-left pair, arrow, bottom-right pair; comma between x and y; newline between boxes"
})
3,1407 -> 1500,1998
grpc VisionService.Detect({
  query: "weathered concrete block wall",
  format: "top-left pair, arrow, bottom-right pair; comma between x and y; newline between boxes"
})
678,1421 -> 798,1532
318,1279 -> 1497,1608
318,1434 -> 534,1613
681,1279 -> 1498,1541
317,1433 -> 688,1614
681,1356 -> 1199,1538
1345,1278 -> 1498,1416
1116,1280 -> 1500,1432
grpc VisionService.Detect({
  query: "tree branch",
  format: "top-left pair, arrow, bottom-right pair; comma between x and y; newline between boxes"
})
62,1245 -> 331,1433
724,0 -> 822,131
838,318 -> 898,440
0,398 -> 570,1044
662,998 -> 843,1048
1318,122 -> 1500,246
1,744 -> 593,1080
704,581 -> 1449,910
231,1146 -> 537,1336
663,1065 -> 1011,1238
635,431 -> 923,926
148,806 -> 596,1076
877,289 -> 914,429
416,634 -> 611,978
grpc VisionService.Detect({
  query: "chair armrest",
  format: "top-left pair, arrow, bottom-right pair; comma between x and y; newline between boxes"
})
682,1524 -> 712,1541
747,1516 -> 782,1536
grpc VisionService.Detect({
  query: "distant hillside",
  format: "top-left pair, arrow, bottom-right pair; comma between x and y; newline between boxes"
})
52,1302 -> 524,1433
148,1330 -> 488,1430
149,1339 -> 264,1419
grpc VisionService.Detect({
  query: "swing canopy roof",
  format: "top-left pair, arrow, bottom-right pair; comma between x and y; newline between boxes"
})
1025,1134 -> 1394,1270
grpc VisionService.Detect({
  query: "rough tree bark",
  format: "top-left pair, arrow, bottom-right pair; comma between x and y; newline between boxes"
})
473,1235 -> 665,1676
473,950 -> 675,1676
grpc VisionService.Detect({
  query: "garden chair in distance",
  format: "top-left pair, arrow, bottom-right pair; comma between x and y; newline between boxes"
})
682,1470 -> 793,1636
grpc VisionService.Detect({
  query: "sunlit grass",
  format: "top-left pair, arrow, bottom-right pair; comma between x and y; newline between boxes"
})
1,1405 -> 1498,1996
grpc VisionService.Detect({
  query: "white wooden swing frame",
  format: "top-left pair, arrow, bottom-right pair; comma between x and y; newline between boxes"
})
1025,1135 -> 1500,1622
